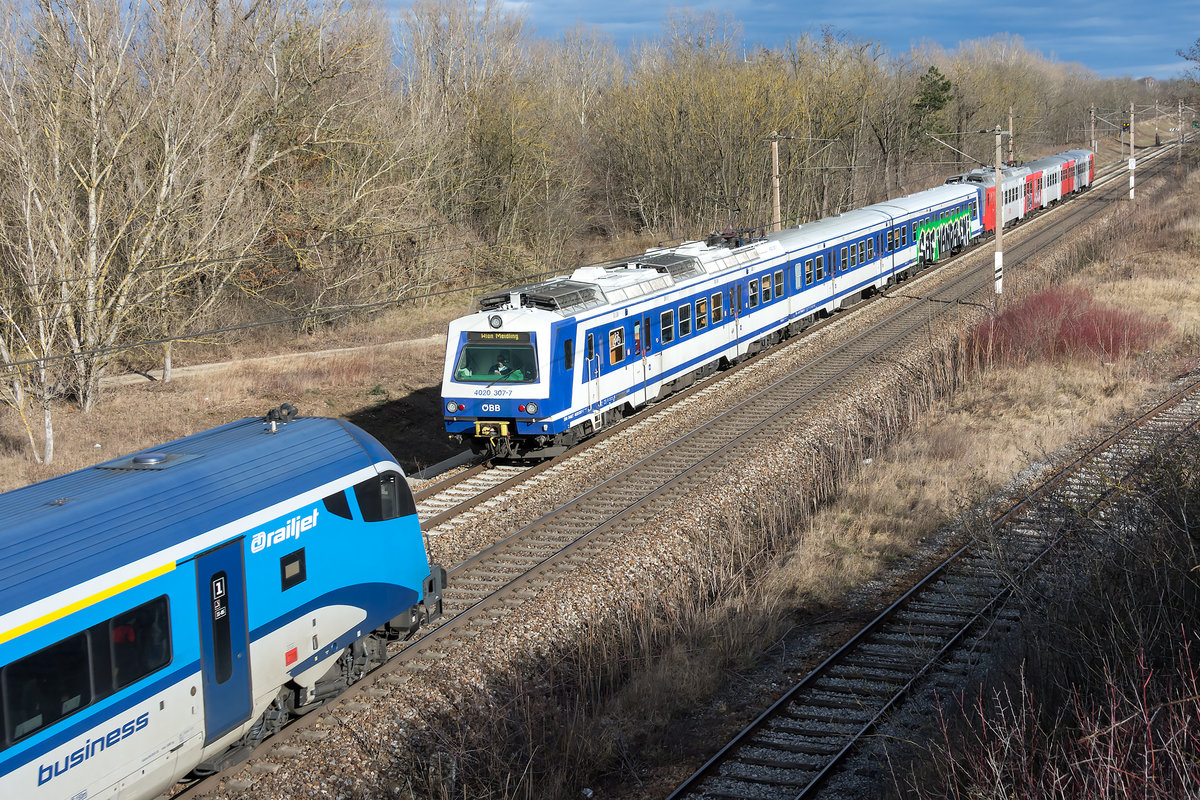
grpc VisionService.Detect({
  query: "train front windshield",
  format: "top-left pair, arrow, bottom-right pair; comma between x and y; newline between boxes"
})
453,344 -> 538,382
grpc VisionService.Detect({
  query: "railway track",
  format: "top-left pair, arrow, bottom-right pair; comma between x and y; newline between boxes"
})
664,374 -> 1200,800
176,143 -> 1184,799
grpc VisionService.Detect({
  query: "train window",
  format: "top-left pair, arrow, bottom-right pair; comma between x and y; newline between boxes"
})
453,344 -> 537,383
3,634 -> 90,743
632,322 -> 642,355
661,310 -> 675,343
609,328 -> 625,363
696,298 -> 708,330
355,471 -> 415,522
564,338 -> 574,371
280,548 -> 307,591
839,247 -> 848,271
0,596 -> 173,748
748,280 -> 759,308
815,255 -> 825,281
711,293 -> 723,323
773,271 -> 784,298
804,259 -> 813,285
849,245 -> 857,268
886,230 -> 893,251
761,276 -> 771,303
111,596 -> 171,689
679,305 -> 692,336
586,333 -> 595,361
859,241 -> 867,264
323,490 -> 352,520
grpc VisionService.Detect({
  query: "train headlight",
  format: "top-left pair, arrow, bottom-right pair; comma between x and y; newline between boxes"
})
525,401 -> 539,415
488,314 -> 503,329
446,401 -> 459,414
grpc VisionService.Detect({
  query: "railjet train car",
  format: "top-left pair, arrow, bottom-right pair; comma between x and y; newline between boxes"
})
442,148 -> 1093,459
0,407 -> 445,800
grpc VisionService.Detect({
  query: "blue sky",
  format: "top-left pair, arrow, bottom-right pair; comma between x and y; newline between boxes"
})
496,1 -> 1197,80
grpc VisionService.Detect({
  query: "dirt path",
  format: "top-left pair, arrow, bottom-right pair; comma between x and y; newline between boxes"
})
103,334 -> 448,386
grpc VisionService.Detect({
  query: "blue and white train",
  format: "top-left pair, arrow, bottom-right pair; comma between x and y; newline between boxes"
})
442,149 -> 1094,459
0,407 -> 445,799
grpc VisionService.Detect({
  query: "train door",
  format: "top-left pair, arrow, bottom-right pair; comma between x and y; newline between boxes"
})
734,283 -> 743,352
630,319 -> 647,405
195,539 -> 252,745
640,313 -> 659,399
585,332 -> 601,429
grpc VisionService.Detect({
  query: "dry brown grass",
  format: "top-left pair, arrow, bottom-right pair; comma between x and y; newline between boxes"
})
769,358 -> 1154,608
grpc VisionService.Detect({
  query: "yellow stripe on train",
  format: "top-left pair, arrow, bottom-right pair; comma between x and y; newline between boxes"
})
0,561 -> 176,646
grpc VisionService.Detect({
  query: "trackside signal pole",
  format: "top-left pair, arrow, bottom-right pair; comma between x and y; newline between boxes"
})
1091,104 -> 1097,155
771,131 -> 781,232
1130,101 -> 1136,201
994,125 -> 1006,295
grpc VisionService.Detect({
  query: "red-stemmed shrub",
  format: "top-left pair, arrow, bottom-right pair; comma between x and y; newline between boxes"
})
969,287 -> 1170,366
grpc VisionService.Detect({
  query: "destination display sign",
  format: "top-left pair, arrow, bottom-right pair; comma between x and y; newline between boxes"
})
466,331 -> 531,343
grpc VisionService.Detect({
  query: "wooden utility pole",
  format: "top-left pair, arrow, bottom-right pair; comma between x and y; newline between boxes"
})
1155,98 -> 1159,146
995,125 -> 1004,295
771,131 -> 781,232
1130,101 -> 1136,201
1180,100 -> 1185,171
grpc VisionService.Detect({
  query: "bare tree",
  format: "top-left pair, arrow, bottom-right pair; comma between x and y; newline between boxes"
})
0,0 -> 407,460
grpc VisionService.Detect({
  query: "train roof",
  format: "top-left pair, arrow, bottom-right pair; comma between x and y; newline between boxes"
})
767,183 -> 977,251
474,238 -> 785,318
954,165 -> 1032,187
867,183 -> 979,216
1023,153 -> 1072,171
0,415 -> 396,632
